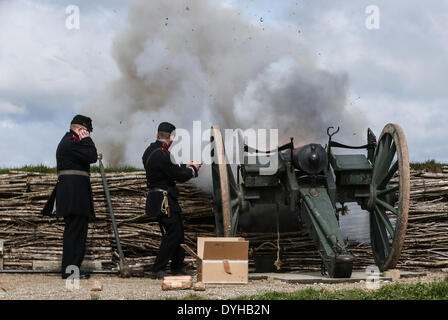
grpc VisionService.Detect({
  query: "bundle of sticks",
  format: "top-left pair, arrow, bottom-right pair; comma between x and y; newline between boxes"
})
0,169 -> 447,272
0,171 -> 214,270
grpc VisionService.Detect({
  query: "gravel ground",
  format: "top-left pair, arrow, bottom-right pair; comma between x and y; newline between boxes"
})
0,271 -> 445,300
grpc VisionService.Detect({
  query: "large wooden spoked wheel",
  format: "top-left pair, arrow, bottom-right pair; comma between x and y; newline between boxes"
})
211,125 -> 238,237
369,123 -> 410,271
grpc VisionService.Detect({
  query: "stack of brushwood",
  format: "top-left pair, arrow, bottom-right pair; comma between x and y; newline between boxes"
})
0,168 -> 447,272
0,171 -> 214,271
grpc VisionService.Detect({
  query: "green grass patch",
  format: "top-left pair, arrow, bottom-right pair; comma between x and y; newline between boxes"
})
90,166 -> 142,173
410,160 -> 445,173
165,293 -> 206,300
0,165 -> 143,174
1,161 -> 446,174
164,277 -> 448,300
235,277 -> 448,300
0,165 -> 57,174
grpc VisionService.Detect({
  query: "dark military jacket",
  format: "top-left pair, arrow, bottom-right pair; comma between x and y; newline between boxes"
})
42,130 -> 97,217
142,140 -> 197,217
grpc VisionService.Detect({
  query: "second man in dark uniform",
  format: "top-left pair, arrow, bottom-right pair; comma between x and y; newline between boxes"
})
143,122 -> 202,279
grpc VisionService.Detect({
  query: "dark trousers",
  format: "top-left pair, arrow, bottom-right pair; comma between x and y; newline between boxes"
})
152,211 -> 185,273
61,215 -> 89,276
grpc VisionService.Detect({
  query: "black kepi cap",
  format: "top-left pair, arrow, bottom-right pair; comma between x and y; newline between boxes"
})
157,122 -> 176,134
71,114 -> 93,132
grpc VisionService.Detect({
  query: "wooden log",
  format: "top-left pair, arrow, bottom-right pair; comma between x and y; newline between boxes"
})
161,276 -> 193,290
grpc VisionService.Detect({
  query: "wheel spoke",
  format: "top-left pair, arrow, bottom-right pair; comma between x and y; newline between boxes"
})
385,134 -> 393,149
377,185 -> 399,196
376,198 -> 398,215
371,211 -> 391,259
231,205 -> 239,237
382,142 -> 396,176
379,134 -> 392,161
374,141 -> 396,185
373,138 -> 386,181
230,198 -> 239,208
373,134 -> 392,184
380,160 -> 398,188
375,206 -> 395,239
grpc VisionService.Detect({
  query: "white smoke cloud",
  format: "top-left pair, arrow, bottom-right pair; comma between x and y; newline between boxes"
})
84,0 -> 365,169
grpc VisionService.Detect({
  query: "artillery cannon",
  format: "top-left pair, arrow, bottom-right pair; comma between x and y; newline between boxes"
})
210,124 -> 410,278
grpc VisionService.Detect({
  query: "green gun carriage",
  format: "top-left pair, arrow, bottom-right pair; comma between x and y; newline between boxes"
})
210,124 -> 410,278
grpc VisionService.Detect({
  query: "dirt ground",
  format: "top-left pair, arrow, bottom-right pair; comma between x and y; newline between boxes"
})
0,271 -> 445,300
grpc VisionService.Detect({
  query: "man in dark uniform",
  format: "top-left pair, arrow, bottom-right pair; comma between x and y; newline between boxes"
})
143,122 -> 202,279
42,115 -> 97,279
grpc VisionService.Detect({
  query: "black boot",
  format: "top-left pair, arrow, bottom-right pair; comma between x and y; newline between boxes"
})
171,266 -> 190,276
151,270 -> 168,280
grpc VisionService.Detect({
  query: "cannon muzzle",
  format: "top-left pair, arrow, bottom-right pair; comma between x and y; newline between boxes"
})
293,143 -> 328,175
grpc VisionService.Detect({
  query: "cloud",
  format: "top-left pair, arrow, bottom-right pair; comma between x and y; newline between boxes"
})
0,101 -> 28,115
0,0 -> 128,167
358,95 -> 448,162
0,1 -> 124,103
0,0 -> 446,166
0,118 -> 64,167
0,119 -> 17,129
251,0 -> 448,162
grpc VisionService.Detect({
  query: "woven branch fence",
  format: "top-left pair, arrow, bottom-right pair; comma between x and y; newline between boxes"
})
0,166 -> 447,272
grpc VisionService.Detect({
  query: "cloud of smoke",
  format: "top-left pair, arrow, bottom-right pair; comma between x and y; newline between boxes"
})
84,0 -> 365,174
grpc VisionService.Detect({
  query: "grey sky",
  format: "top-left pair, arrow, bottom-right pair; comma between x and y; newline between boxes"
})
0,0 -> 446,167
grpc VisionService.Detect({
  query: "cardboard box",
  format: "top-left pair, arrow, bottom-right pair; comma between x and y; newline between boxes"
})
182,237 -> 249,284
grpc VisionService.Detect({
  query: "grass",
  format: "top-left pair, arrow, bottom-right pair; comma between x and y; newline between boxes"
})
0,165 -> 57,174
165,277 -> 448,300
410,160 -> 445,173
1,160 -> 445,174
90,293 -> 101,300
0,165 -> 142,174
91,166 -> 142,173
235,277 -> 448,300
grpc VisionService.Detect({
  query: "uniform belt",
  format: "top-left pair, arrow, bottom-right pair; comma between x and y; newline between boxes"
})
58,170 -> 90,177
